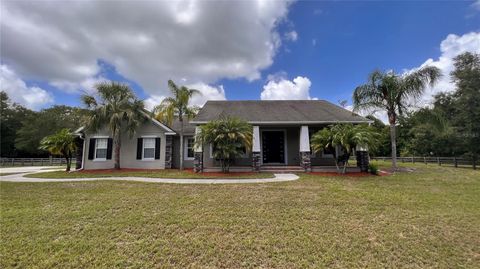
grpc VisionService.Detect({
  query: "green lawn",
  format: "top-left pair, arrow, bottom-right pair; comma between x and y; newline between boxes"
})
24,170 -> 274,179
1,164 -> 479,268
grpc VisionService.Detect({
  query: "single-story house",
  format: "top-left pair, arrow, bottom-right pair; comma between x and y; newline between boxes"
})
75,100 -> 371,172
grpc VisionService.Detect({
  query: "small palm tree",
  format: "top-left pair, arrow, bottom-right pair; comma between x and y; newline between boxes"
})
311,124 -> 379,174
196,116 -> 252,173
81,82 -> 145,169
39,128 -> 77,171
353,67 -> 441,169
154,80 -> 201,170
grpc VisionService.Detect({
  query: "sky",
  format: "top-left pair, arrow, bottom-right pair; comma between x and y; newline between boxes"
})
1,0 -> 480,119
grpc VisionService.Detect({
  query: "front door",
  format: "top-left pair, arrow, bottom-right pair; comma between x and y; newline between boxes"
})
262,131 -> 285,164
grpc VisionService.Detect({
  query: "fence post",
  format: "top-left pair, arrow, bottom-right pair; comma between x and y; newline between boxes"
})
411,157 -> 414,163
454,157 -> 457,168
11,158 -> 14,166
40,158 -> 43,166
31,158 -> 34,166
474,157 -> 477,170
437,157 -> 441,166
49,156 -> 53,165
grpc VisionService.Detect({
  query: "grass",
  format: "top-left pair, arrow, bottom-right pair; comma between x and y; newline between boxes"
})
23,169 -> 275,179
1,164 -> 479,268
0,173 -> 20,176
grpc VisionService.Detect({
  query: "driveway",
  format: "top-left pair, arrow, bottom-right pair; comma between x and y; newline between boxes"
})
0,166 -> 299,184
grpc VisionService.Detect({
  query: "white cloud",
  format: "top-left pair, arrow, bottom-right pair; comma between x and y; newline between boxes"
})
0,64 -> 53,110
261,76 -> 313,100
1,1 -> 293,97
413,32 -> 480,105
472,0 -> 480,11
284,31 -> 298,41
144,95 -> 167,112
143,82 -> 226,111
187,83 -> 226,107
312,39 -> 317,46
50,76 -> 109,95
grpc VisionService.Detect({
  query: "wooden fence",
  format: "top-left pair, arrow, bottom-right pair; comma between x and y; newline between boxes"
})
371,156 -> 477,170
0,157 -> 76,167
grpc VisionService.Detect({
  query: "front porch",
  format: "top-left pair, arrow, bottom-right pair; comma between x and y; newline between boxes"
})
194,125 -> 368,173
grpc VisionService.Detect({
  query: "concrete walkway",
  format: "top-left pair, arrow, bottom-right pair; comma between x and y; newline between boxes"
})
0,166 -> 299,184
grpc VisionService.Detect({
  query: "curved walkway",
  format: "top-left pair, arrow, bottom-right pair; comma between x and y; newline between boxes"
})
0,166 -> 299,184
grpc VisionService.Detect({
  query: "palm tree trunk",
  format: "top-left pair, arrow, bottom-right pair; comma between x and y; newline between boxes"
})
179,119 -> 184,170
65,155 -> 71,172
114,130 -> 121,170
390,124 -> 398,169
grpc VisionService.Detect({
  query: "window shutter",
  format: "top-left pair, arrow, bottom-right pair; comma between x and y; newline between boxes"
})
136,138 -> 143,160
106,138 -> 113,160
88,138 -> 96,160
155,138 -> 161,160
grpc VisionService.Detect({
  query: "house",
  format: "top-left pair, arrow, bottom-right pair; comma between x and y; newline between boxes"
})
75,100 -> 371,172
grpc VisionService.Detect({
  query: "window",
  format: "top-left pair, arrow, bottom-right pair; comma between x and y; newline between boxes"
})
143,138 -> 156,160
95,138 -> 108,160
184,137 -> 195,160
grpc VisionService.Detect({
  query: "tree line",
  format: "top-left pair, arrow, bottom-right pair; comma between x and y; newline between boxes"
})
363,52 -> 479,165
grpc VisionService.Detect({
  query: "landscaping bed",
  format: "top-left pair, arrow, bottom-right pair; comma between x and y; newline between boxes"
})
23,168 -> 275,179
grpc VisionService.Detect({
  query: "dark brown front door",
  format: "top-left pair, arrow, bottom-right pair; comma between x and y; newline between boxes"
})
262,131 -> 285,164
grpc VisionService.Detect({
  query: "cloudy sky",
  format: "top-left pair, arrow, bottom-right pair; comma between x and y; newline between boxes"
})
1,0 -> 479,112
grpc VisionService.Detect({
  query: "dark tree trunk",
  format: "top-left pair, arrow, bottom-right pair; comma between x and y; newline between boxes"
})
114,130 -> 121,170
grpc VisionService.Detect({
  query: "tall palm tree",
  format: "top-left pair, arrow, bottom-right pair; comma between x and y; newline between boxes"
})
154,80 -> 201,170
353,67 -> 441,169
39,128 -> 76,171
81,82 -> 145,169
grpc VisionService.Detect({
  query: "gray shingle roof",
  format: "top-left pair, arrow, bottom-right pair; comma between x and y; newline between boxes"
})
168,119 -> 196,134
191,100 -> 370,124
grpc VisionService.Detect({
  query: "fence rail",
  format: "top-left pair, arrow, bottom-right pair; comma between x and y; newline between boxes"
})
0,157 -> 76,167
371,156 -> 477,170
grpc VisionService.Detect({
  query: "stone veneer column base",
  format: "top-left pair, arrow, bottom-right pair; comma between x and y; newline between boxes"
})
300,151 -> 311,172
356,151 -> 369,172
164,135 -> 173,169
252,152 -> 261,172
194,152 -> 203,173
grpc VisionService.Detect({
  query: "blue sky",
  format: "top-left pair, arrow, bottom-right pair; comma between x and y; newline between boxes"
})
1,0 -> 479,111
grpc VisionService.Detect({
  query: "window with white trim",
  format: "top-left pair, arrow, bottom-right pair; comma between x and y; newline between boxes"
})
184,137 -> 195,160
95,138 -> 108,160
143,138 -> 156,160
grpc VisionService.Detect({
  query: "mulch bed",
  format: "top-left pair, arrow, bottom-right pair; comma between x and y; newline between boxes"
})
76,168 -> 261,177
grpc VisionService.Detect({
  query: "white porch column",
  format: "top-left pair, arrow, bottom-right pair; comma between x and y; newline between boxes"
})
299,125 -> 311,172
194,126 -> 202,152
193,126 -> 203,173
252,126 -> 261,152
252,126 -> 261,172
299,125 -> 310,152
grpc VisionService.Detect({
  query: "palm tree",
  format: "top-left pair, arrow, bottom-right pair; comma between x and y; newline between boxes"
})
154,80 -> 201,170
195,116 -> 252,173
81,82 -> 145,169
39,128 -> 77,171
353,67 -> 441,169
311,124 -> 379,174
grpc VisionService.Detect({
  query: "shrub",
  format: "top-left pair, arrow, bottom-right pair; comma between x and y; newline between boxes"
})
368,163 -> 379,175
